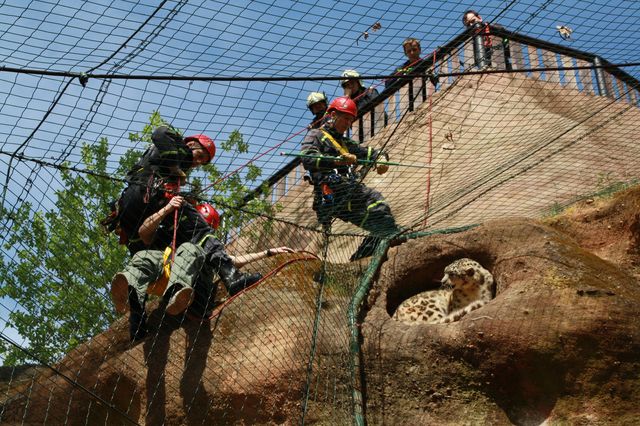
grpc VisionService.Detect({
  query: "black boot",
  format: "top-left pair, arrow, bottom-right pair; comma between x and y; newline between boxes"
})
350,235 -> 381,261
218,260 -> 263,296
128,294 -> 147,343
188,279 -> 219,319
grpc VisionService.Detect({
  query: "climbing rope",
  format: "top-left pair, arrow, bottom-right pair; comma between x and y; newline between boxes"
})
422,49 -> 436,227
203,251 -> 320,321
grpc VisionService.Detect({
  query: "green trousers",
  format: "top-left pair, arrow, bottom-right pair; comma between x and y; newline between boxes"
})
118,242 -> 205,306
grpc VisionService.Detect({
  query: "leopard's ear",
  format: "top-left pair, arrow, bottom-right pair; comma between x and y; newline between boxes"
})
465,267 -> 475,276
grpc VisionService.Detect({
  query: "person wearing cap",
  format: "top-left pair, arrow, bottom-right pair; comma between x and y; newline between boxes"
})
385,38 -> 423,88
300,96 -> 400,261
306,92 -> 328,129
341,69 -> 380,113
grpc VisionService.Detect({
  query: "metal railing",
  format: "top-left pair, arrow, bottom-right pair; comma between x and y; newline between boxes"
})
239,24 -> 640,209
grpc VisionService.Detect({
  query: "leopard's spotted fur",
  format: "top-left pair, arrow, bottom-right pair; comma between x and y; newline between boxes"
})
392,258 -> 494,325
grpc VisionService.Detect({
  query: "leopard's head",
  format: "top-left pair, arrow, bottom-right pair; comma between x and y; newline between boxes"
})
441,258 -> 486,290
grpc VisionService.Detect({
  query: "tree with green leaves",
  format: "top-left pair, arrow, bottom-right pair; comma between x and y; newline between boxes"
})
0,111 -> 274,364
0,138 -> 129,365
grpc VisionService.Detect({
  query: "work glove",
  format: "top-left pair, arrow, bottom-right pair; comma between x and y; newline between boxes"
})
376,164 -> 389,175
335,153 -> 357,165
374,151 -> 390,174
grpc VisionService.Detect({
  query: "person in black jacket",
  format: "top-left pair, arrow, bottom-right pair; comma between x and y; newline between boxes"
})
300,96 -> 400,261
102,125 -> 216,254
306,92 -> 329,129
385,38 -> 423,88
341,69 -> 380,113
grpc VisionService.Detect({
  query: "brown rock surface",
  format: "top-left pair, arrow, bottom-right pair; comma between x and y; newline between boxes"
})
0,256 -> 336,425
3,190 -> 640,425
363,203 -> 640,425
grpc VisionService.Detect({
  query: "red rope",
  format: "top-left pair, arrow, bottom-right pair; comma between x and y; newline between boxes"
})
170,183 -> 180,263
422,50 -> 436,228
198,125 -> 312,195
185,252 -> 320,322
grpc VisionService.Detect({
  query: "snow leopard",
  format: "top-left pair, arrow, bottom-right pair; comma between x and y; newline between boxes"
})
392,258 -> 494,325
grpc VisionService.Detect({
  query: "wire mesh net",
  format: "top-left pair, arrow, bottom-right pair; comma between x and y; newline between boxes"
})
1,0 -> 640,424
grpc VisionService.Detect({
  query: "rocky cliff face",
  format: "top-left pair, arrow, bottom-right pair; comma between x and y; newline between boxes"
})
363,210 -> 640,425
2,188 -> 640,425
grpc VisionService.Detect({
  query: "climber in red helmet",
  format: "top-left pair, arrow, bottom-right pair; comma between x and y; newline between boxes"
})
101,125 -> 217,255
111,195 -> 293,342
195,202 -> 220,229
184,133 -> 216,165
300,96 -> 401,261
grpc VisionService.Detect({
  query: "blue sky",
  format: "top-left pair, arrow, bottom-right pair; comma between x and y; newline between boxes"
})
1,0 -> 639,361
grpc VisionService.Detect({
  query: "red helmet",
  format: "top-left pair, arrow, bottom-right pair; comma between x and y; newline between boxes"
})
196,203 -> 220,229
327,96 -> 358,118
184,134 -> 216,163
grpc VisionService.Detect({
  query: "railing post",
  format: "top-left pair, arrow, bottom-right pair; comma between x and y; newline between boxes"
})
502,37 -> 513,71
593,56 -> 608,97
369,108 -> 375,138
472,23 -> 490,69
408,79 -> 414,112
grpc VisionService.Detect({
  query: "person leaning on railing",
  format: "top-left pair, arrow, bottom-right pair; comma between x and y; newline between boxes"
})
462,9 -> 511,70
341,69 -> 380,113
385,37 -> 424,88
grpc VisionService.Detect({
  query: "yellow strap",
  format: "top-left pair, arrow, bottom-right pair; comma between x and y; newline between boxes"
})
147,246 -> 173,296
320,129 -> 350,157
360,200 -> 388,228
198,233 -> 215,246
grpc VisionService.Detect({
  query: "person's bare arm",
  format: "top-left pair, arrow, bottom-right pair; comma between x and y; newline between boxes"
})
230,246 -> 295,268
138,196 -> 184,245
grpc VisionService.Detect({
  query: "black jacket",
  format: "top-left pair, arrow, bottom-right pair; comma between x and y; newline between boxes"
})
126,126 -> 193,184
385,58 -> 424,88
301,127 -> 381,182
351,87 -> 379,113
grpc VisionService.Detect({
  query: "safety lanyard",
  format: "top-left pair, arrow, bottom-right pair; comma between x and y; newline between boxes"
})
320,129 -> 350,157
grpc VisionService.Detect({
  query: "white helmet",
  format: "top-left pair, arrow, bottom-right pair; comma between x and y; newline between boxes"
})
341,69 -> 364,87
306,91 -> 328,108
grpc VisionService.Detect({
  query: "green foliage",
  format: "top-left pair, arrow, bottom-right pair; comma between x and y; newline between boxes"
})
0,138 -> 129,364
127,110 -> 169,145
221,129 -> 248,153
0,111 -> 275,364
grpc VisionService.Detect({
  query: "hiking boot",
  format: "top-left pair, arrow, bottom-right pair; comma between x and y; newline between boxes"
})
218,259 -> 263,296
111,273 -> 130,314
226,272 -> 263,296
350,236 -> 380,261
165,285 -> 194,316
